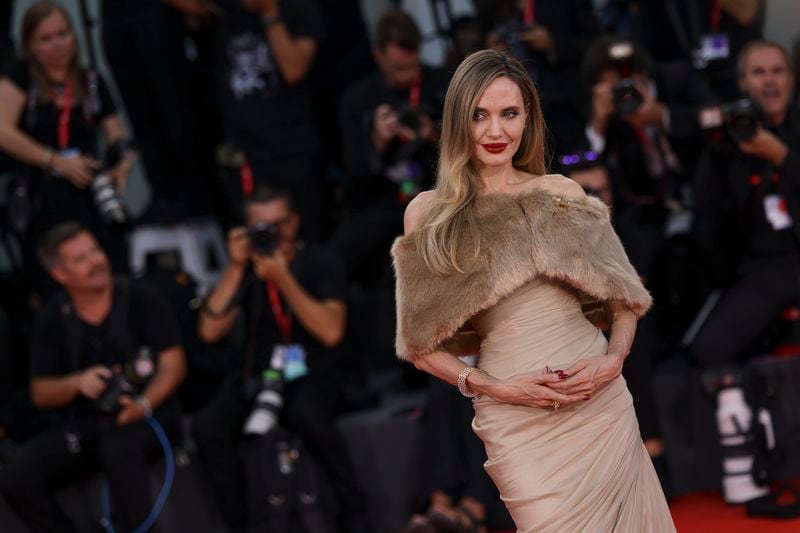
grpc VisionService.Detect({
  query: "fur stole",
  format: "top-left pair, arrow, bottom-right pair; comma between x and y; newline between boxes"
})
391,188 -> 652,361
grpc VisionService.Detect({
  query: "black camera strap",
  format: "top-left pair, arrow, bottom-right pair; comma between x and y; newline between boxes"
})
59,277 -> 133,373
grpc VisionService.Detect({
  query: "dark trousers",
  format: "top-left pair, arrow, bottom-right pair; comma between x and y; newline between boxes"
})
416,380 -> 500,509
692,255 -> 800,368
102,4 -> 204,220
192,375 -> 365,527
615,211 -> 661,440
0,409 -> 179,532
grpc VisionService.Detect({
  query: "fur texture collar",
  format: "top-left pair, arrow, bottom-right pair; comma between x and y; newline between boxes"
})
391,188 -> 652,361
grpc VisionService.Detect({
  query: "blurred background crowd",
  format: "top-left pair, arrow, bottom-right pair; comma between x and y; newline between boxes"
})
0,1 -> 799,532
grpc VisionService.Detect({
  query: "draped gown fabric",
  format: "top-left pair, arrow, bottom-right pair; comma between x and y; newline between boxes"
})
391,187 -> 675,531
470,277 -> 675,532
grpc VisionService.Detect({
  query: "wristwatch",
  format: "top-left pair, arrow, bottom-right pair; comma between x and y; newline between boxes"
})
135,396 -> 153,418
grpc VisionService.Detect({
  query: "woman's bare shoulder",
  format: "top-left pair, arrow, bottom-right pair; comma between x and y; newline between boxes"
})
523,173 -> 586,200
403,190 -> 435,234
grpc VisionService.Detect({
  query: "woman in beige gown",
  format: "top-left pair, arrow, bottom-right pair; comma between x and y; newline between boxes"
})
392,50 -> 675,532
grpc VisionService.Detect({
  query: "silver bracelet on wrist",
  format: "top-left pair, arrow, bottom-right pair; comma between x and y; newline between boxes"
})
457,366 -> 484,398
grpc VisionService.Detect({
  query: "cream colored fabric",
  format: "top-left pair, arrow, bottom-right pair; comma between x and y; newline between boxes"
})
470,277 -> 675,532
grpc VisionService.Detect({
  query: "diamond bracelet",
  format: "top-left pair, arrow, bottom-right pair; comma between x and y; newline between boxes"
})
457,366 -> 486,398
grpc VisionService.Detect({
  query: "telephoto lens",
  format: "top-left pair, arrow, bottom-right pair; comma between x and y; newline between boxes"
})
91,172 -> 128,225
243,369 -> 284,435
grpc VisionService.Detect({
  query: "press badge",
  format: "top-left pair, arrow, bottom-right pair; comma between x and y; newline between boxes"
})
270,343 -> 308,381
764,194 -> 793,231
698,33 -> 730,62
59,147 -> 80,158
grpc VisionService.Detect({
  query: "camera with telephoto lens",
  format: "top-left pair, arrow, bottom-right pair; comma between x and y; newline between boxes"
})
247,222 -> 281,256
607,42 -> 644,116
90,140 -> 129,226
243,368 -> 284,436
698,98 -> 761,144
96,347 -> 155,415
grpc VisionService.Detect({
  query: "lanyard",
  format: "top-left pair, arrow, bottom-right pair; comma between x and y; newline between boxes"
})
266,282 -> 292,343
523,0 -> 536,26
408,72 -> 422,110
240,160 -> 254,197
709,0 -> 722,33
53,80 -> 73,150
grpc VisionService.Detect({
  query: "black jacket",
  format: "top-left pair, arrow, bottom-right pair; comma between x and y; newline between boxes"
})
693,107 -> 800,283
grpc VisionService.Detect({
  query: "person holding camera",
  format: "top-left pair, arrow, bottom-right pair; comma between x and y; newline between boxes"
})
0,1 -> 136,296
210,0 -> 327,241
691,40 -> 799,506
0,222 -> 187,532
195,187 -> 369,532
334,8 -> 449,288
582,35 -> 718,211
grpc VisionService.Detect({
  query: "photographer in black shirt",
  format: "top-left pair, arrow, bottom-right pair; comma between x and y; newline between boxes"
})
334,8 -> 448,287
692,40 -> 800,505
211,0 -> 327,241
0,223 -> 187,532
195,187 -> 368,532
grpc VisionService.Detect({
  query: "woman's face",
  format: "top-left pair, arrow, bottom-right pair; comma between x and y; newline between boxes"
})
29,11 -> 75,72
471,76 -> 527,169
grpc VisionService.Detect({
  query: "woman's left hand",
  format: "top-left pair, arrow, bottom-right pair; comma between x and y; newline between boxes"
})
546,353 -> 625,398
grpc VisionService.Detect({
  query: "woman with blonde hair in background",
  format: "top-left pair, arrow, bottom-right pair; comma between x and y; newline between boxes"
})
392,49 -> 675,532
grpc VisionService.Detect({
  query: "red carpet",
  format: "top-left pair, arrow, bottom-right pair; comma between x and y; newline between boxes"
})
670,490 -> 800,532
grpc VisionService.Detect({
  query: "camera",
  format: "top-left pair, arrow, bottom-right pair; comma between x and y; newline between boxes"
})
96,347 -> 155,415
243,368 -> 284,436
612,79 -> 644,116
698,98 -> 761,144
247,222 -> 281,256
91,140 -> 129,226
607,42 -> 644,116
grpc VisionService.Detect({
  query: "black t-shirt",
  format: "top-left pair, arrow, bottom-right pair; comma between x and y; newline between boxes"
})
236,244 -> 346,378
3,60 -> 116,160
213,1 -> 323,157
31,281 -> 181,419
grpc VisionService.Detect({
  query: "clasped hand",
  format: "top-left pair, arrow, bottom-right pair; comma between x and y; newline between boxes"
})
493,353 -> 624,409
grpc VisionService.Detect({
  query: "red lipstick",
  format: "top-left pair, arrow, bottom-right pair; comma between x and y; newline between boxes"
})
482,143 -> 508,154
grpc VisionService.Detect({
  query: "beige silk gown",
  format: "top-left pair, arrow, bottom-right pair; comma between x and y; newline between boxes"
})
391,189 -> 676,532
470,278 -> 675,532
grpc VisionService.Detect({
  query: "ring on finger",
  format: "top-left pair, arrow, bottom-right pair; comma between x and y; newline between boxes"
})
552,400 -> 561,411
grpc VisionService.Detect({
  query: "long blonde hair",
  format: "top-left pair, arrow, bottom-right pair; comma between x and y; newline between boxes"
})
415,49 -> 547,275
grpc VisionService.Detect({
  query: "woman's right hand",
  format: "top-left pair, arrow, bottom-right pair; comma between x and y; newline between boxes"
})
52,154 -> 101,189
490,371 -> 589,409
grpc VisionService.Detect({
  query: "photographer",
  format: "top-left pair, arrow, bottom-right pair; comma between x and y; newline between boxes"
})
0,223 -> 187,532
211,0 -> 327,241
486,0 -> 599,109
582,35 -> 717,212
195,187 -> 369,532
691,41 -> 799,505
0,1 -> 135,295
334,8 -> 448,287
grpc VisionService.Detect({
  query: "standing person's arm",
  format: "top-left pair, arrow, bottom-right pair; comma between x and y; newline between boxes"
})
245,0 -> 320,85
0,77 -> 99,186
